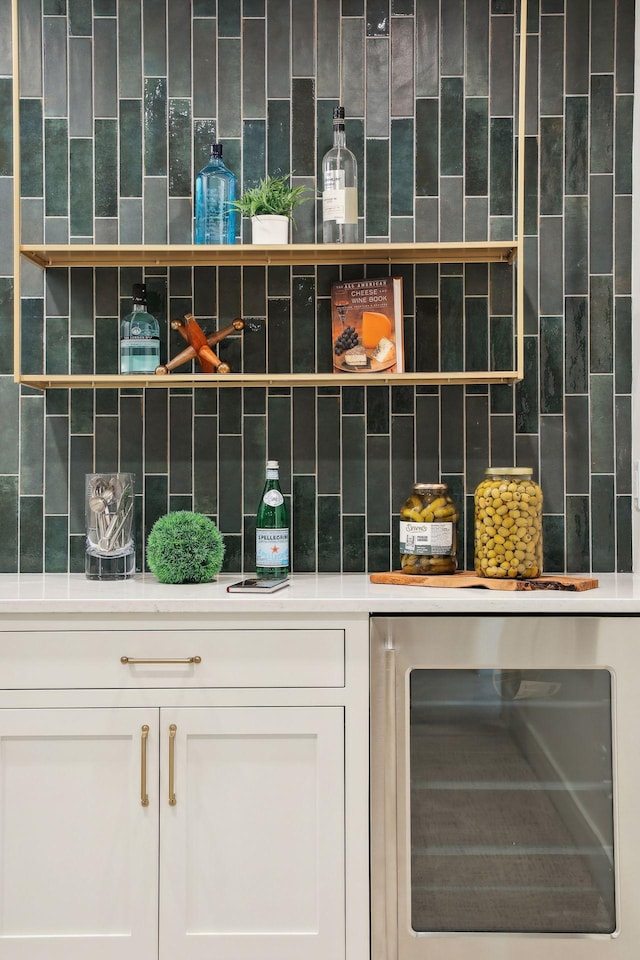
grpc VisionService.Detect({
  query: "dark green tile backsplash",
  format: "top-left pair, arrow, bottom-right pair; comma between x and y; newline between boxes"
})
0,0 -> 634,574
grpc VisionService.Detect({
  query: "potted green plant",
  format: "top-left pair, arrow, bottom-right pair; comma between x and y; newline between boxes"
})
229,172 -> 312,244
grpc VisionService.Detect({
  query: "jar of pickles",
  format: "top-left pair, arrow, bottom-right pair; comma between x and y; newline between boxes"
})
399,482 -> 459,575
474,467 -> 543,579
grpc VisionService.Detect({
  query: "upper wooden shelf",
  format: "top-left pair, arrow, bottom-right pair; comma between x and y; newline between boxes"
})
20,241 -> 519,270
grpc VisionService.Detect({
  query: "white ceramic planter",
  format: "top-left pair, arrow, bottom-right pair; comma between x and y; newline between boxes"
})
250,214 -> 290,244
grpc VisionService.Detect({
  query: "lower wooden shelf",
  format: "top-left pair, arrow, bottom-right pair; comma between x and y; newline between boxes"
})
16,370 -> 522,390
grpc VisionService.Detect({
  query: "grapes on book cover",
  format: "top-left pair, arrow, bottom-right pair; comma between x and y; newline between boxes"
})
331,276 -> 404,373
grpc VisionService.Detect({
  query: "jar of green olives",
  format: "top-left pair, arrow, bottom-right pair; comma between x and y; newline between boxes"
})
474,467 -> 543,579
399,482 -> 459,575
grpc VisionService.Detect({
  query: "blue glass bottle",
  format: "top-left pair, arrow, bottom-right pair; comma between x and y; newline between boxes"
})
194,143 -> 237,244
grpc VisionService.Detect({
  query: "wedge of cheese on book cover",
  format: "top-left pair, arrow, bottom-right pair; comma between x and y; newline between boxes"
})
362,311 -> 392,349
372,336 -> 395,363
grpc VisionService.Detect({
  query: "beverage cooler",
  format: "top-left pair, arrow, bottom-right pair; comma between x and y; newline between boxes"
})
370,616 -> 640,960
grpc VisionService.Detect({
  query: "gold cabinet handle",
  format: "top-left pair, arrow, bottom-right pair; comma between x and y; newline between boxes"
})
141,724 -> 150,807
168,724 -> 177,806
121,656 -> 202,665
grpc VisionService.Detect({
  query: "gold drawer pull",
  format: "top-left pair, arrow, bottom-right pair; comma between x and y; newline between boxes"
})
121,656 -> 202,665
169,724 -> 177,806
141,725 -> 150,807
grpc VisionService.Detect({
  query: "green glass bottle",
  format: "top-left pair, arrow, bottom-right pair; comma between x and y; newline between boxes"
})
255,460 -> 290,578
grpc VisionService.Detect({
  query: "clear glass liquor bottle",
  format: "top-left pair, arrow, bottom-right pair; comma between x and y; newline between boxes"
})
255,460 -> 290,578
322,105 -> 358,243
119,283 -> 160,374
194,143 -> 237,244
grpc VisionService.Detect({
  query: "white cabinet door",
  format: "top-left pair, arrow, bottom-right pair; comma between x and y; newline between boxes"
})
0,708 -> 159,960
159,707 -> 345,960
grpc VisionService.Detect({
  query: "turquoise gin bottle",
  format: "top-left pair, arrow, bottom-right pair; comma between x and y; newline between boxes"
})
194,143 -> 237,244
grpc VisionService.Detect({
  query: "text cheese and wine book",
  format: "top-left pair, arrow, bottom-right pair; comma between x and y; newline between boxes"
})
331,277 -> 404,373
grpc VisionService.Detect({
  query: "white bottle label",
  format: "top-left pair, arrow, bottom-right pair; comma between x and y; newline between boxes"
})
323,173 -> 357,225
399,521 -> 453,555
256,529 -> 289,567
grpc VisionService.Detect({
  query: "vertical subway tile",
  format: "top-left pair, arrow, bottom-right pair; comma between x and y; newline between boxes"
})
95,119 -> 118,217
45,515 -> 68,572
292,474 -> 316,571
193,17 -> 216,117
144,77 -> 167,176
615,395 -> 631,494
515,335 -> 538,434
566,495 -> 590,572
243,18 -> 266,117
565,0 -> 589,95
365,137 -> 389,236
143,0 -> 167,75
415,0 -> 438,97
68,37 -> 92,137
540,414 -> 565,513
168,99 -> 191,197
616,496 -> 632,572
0,477 -> 18,572
318,496 -> 341,572
590,75 -> 614,175
539,116 -> 563,215
94,17 -> 117,119
615,0 -> 635,95
366,38 -> 390,137
589,274 -> 613,374
292,0 -> 315,76
266,0 -> 290,98
591,474 -> 615,571
565,296 -> 588,393
440,276 -> 463,372
390,118 -> 413,216
542,515 -> 565,574
43,16 -> 67,118
465,0 -> 489,97
489,12 -> 514,118
565,95 -> 588,195
615,297 -> 632,395
20,99 -> 44,197
489,117 -> 513,216
317,396 -> 341,493
441,0 -> 463,74
342,415 -> 366,514
565,395 -> 590,493
342,515 -> 365,572
44,118 -> 68,217
415,98 -> 438,196
118,2 -> 142,97
366,434 -> 391,533
120,100 -> 143,196
465,98 -> 488,196
590,0 -> 615,73
69,138 -> 93,236
564,195 -> 588,295
540,316 -> 563,414
292,78 -> 315,176
317,0 -> 340,99
342,18 -> 365,116
20,496 -> 43,573
539,217 -> 563,315
440,78 -> 463,176
539,14 -> 563,116
168,0 -> 192,97
391,17 -> 414,116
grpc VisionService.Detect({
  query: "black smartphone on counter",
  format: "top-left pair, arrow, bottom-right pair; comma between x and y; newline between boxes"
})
226,578 -> 290,594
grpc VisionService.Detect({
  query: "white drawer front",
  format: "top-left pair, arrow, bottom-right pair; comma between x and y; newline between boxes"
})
0,629 -> 345,689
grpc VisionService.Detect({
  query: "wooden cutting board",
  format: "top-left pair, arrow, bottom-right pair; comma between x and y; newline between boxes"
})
369,570 -> 599,592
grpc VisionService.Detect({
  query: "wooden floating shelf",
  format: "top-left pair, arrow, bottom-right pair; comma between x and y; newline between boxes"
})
17,370 -> 522,390
19,241 -> 519,270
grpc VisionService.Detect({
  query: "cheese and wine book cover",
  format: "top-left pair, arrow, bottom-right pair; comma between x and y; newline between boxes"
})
331,276 -> 404,373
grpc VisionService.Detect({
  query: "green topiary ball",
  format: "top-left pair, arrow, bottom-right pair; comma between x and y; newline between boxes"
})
146,511 -> 225,584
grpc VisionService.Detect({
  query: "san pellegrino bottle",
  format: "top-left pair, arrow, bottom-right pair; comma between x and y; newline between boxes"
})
255,460 -> 290,578
322,105 -> 358,243
120,283 -> 160,374
194,142 -> 237,244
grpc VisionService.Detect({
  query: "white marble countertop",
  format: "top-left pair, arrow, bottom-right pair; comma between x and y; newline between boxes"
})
0,572 -> 637,615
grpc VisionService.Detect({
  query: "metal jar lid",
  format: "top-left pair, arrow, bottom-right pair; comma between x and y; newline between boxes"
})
484,467 -> 533,476
413,482 -> 448,492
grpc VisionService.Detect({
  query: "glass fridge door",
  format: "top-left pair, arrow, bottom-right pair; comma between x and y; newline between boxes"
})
409,667 -> 615,934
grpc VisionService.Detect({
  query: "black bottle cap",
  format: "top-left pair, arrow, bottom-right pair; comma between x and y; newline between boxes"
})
211,143 -> 223,158
333,106 -> 345,120
132,283 -> 147,303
